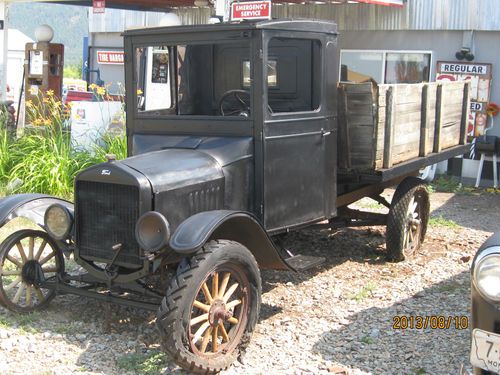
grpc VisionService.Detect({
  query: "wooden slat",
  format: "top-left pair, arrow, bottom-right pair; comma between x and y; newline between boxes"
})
337,84 -> 350,169
460,81 -> 470,145
433,84 -> 443,153
419,84 -> 429,157
383,86 -> 395,169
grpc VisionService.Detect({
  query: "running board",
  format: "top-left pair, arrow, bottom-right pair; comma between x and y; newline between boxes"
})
285,255 -> 325,271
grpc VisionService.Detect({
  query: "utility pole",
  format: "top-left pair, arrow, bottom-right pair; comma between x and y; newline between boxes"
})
0,1 -> 9,102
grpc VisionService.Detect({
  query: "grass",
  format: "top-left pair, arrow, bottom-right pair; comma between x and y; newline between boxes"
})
428,215 -> 460,228
116,350 -> 167,375
348,283 -> 376,302
429,175 -> 475,195
0,311 -> 41,334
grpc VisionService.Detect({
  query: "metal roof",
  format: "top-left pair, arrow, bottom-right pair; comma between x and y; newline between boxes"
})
123,18 -> 338,36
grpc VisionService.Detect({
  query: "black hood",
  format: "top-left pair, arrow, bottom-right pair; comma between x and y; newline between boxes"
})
122,149 -> 224,193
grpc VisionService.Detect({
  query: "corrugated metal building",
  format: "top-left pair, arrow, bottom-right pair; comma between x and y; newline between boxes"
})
88,0 -> 500,171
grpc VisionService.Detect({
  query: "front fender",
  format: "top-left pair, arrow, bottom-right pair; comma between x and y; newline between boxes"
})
0,193 -> 73,230
169,210 -> 290,270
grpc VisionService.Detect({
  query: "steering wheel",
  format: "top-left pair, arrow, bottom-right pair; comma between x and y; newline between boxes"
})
219,89 -> 250,116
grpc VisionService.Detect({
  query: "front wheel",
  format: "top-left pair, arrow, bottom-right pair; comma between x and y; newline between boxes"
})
156,240 -> 261,374
386,177 -> 430,262
0,229 -> 64,312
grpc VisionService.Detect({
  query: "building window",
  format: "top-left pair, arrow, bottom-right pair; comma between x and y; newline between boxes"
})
340,50 -> 432,84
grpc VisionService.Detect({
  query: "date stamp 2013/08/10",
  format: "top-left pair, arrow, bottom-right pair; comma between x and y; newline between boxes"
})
392,315 -> 469,330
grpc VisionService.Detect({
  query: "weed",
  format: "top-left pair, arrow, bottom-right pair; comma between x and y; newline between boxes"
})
414,368 -> 427,375
361,335 -> 375,344
349,283 -> 376,302
116,350 -> 167,375
429,215 -> 460,228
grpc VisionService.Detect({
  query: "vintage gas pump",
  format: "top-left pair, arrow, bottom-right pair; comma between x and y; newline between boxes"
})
24,25 -> 64,105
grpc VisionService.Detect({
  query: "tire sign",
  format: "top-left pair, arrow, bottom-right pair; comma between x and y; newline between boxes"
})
230,1 -> 271,21
93,0 -> 106,14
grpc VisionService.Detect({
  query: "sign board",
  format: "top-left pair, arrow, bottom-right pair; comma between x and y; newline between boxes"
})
357,0 -> 404,6
230,1 -> 271,21
93,0 -> 106,14
97,51 -> 124,65
437,61 -> 493,137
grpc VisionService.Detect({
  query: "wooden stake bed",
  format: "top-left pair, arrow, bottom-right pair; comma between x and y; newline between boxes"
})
338,80 -> 470,176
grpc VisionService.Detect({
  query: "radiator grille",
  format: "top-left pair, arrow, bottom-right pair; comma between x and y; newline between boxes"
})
76,181 -> 141,267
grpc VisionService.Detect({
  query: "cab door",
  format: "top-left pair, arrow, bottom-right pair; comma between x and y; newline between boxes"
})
262,33 -> 336,232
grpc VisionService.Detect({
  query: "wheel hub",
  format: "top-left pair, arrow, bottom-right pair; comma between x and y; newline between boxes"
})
208,299 -> 232,326
21,260 -> 44,286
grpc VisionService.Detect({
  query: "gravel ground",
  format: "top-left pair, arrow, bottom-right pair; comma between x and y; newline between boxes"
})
0,189 -> 499,375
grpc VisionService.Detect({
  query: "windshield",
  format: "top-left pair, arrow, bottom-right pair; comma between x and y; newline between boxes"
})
135,41 -> 252,117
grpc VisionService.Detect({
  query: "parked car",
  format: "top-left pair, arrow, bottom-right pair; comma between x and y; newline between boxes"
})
0,20 -> 471,374
470,231 -> 500,374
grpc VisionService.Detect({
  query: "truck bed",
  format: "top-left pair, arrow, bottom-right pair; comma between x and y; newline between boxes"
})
337,80 -> 470,181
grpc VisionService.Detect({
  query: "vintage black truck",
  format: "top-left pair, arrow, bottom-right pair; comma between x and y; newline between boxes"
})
0,20 -> 470,373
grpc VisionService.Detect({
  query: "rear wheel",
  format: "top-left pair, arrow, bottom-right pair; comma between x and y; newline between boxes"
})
156,240 -> 261,374
386,177 -> 430,262
0,229 -> 64,312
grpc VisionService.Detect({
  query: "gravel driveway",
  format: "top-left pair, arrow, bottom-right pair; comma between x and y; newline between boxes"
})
0,190 -> 498,375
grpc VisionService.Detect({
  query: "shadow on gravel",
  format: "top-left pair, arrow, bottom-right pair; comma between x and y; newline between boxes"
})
260,225 -> 388,294
312,271 -> 471,375
429,192 -> 500,233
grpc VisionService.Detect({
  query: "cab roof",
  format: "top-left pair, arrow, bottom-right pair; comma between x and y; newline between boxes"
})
123,19 -> 338,37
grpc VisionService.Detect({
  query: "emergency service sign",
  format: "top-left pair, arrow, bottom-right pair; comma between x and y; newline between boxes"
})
231,1 -> 271,21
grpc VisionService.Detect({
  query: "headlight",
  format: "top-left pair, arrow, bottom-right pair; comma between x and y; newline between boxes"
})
44,204 -> 73,240
135,211 -> 170,252
474,249 -> 500,302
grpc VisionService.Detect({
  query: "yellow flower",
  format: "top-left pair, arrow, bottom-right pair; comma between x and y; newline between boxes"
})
43,98 -> 49,103
26,100 -> 33,107
33,118 -> 42,126
89,83 -> 98,90
137,89 -> 143,95
96,87 -> 106,96
43,119 -> 51,126
46,89 -> 54,96
74,114 -> 81,120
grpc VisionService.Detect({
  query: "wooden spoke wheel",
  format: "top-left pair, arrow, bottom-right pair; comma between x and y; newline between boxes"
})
157,240 -> 261,374
0,230 -> 64,312
386,177 -> 430,262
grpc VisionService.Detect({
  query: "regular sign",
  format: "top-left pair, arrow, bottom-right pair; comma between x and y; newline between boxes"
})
231,1 -> 271,21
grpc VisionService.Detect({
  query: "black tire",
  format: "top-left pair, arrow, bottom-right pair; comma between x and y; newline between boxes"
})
0,229 -> 64,312
386,177 -> 430,262
156,240 -> 261,374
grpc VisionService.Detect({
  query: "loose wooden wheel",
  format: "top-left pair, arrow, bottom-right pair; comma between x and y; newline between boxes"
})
0,230 -> 64,312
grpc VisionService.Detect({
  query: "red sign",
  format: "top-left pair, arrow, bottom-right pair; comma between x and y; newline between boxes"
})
97,51 -> 124,65
93,0 -> 106,14
231,1 -> 271,21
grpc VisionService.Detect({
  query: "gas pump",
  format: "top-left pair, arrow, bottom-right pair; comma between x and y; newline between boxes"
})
24,25 -> 64,106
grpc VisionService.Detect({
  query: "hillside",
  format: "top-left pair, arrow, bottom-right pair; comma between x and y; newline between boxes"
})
9,3 -> 88,65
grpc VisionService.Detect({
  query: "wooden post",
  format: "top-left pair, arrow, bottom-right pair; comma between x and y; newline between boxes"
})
383,86 -> 395,169
419,84 -> 429,157
460,81 -> 470,145
433,84 -> 443,153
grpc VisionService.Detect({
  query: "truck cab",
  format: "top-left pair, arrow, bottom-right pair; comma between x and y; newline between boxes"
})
124,20 -> 338,233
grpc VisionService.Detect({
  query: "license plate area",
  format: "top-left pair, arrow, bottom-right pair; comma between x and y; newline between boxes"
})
470,328 -> 500,374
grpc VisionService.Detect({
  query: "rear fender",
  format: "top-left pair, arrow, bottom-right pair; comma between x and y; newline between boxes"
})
169,210 -> 290,270
0,194 -> 73,230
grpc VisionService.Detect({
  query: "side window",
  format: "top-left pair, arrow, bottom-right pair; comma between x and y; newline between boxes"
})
135,46 -> 173,113
339,50 -> 431,84
266,37 -> 321,113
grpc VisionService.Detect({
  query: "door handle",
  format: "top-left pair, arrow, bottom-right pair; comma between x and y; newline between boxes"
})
321,129 -> 331,137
